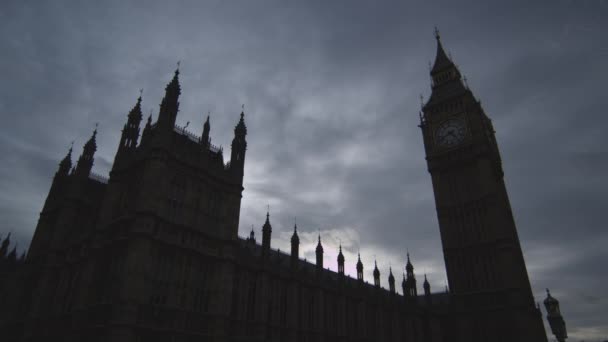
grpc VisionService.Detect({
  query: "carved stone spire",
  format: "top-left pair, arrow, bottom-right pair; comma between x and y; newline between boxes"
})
337,244 -> 345,275
291,222 -> 299,266
544,289 -> 567,342
356,253 -> 363,281
201,113 -> 210,148
373,260 -> 380,287
261,209 -> 272,258
157,67 -> 181,130
315,233 -> 324,269
75,127 -> 97,178
57,145 -> 72,177
388,267 -> 395,294
230,109 -> 247,178
114,95 -> 143,168
0,232 -> 10,258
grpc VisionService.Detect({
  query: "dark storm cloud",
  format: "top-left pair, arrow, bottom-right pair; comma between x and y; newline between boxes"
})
1,0 -> 606,339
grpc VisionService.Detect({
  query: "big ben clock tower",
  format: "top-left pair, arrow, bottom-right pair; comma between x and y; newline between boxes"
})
420,30 -> 547,340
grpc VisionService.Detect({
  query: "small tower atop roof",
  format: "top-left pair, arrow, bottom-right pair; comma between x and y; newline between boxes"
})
0,232 -> 11,258
291,221 -> 299,267
230,107 -> 247,179
157,66 -> 181,130
405,253 -> 417,298
388,267 -> 395,294
544,289 -> 567,342
247,225 -> 255,244
315,233 -> 324,269
337,244 -> 345,275
114,94 -> 143,169
201,113 -> 210,148
406,253 -> 414,275
261,209 -> 272,258
423,274 -> 431,294
424,274 -> 432,302
373,260 -> 380,287
356,253 -> 364,281
58,145 -> 73,177
75,127 -> 97,178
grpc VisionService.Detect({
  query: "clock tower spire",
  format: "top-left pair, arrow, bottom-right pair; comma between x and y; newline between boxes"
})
419,30 -> 547,341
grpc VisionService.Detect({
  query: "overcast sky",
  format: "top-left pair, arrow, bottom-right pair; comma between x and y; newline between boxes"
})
1,0 -> 606,340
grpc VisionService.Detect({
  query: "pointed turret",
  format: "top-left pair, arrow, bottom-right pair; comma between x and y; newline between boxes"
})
423,28 -> 467,113
42,145 -> 73,211
247,226 -> 256,245
315,233 -> 324,269
114,95 -> 143,168
388,267 -> 395,294
57,146 -> 72,177
544,289 -> 567,342
356,253 -> 363,281
337,244 -> 345,275
373,260 -> 380,287
261,210 -> 272,258
424,274 -> 431,304
430,28 -> 458,76
291,223 -> 299,267
157,67 -> 181,130
141,113 -> 153,145
0,233 -> 10,258
423,274 -> 431,295
406,253 -> 414,275
404,253 -> 417,298
201,114 -> 211,149
230,110 -> 247,179
75,128 -> 97,178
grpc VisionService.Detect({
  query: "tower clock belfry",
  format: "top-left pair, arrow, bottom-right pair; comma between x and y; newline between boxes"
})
419,30 -> 547,340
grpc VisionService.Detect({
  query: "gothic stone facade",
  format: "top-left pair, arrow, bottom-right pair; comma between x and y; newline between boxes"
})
0,36 -> 548,342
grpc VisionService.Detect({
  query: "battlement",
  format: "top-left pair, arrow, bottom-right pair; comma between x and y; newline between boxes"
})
89,172 -> 109,184
173,124 -> 200,143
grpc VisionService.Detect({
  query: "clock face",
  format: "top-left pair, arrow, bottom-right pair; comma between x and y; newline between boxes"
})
435,119 -> 467,147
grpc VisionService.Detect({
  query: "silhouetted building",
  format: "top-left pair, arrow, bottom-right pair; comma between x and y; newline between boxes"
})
544,289 -> 567,342
0,33 -> 551,342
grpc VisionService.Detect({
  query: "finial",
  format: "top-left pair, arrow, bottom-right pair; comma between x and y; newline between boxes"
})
139,88 -> 144,98
70,140 -> 74,150
176,60 -> 181,70
294,217 -> 297,228
434,26 -> 440,40
241,104 -> 245,112
546,288 -> 551,296
267,204 -> 270,216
